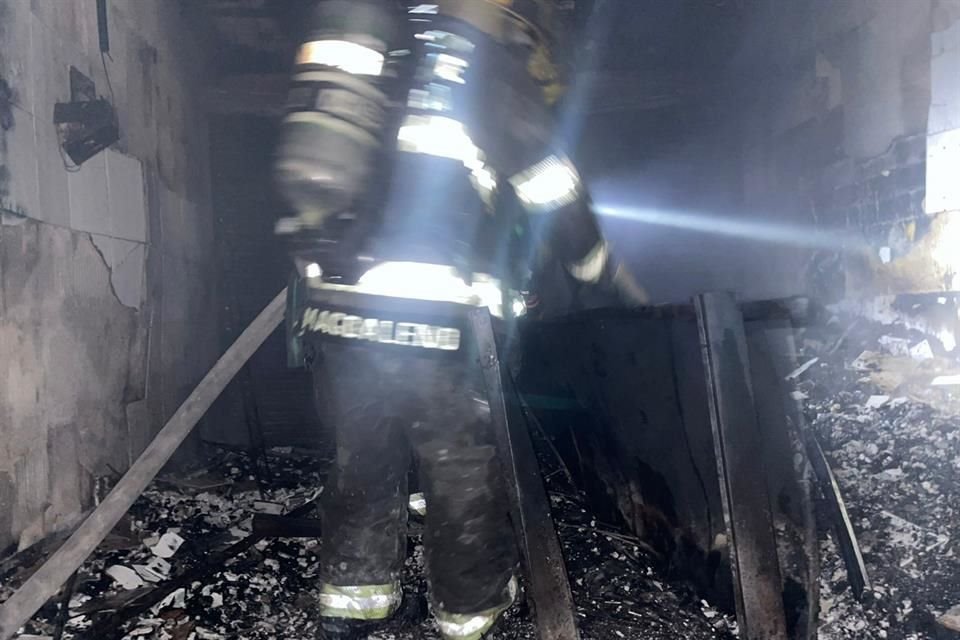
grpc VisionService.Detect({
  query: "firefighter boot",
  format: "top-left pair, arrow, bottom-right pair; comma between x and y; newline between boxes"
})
434,576 -> 518,640
316,582 -> 402,639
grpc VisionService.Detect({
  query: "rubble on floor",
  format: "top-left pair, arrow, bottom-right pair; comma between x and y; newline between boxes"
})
7,302 -> 957,639
2,434 -> 728,640
1,449 -> 330,640
530,426 -> 736,640
796,309 -> 960,640
550,492 -> 736,640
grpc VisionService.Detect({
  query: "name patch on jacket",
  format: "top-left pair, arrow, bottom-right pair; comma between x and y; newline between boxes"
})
300,308 -> 461,351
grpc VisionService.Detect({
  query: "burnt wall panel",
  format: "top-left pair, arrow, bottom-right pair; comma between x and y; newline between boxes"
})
519,307 -> 818,632
727,1 -> 942,299
519,311 -> 726,583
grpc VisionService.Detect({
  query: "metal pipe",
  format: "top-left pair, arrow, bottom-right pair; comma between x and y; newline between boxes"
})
0,289 -> 287,640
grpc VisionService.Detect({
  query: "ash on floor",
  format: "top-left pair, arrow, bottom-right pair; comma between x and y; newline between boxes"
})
796,312 -> 960,639
4,426 -> 730,640
532,424 -> 737,640
2,449 -> 332,640
549,491 -> 736,640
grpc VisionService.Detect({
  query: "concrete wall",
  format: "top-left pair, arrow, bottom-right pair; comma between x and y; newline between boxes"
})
0,0 -> 218,553
727,0 -> 960,301
925,4 -> 960,292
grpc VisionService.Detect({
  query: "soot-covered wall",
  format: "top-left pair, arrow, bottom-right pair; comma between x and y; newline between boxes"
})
728,0 -> 960,300
583,1 -> 960,304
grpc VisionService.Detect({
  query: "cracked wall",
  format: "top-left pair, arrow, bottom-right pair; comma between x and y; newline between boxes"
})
0,0 -> 218,553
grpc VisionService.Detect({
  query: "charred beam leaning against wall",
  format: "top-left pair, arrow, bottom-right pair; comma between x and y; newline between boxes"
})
470,310 -> 580,640
694,292 -> 789,640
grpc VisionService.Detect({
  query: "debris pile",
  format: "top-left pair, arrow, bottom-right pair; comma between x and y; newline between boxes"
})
532,426 -> 736,640
550,492 -> 736,640
2,435 -> 729,640
7,304 -> 957,639
795,311 -> 960,639
1,450 -> 330,640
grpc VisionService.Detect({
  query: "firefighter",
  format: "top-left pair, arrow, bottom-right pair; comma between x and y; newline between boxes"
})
273,1 -> 647,638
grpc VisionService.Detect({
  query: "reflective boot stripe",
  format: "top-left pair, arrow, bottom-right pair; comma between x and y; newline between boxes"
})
319,582 -> 401,620
435,576 -> 518,640
408,492 -> 427,516
437,613 -> 497,640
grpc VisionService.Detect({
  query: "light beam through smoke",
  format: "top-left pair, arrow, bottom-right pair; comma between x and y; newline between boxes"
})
594,203 -> 868,252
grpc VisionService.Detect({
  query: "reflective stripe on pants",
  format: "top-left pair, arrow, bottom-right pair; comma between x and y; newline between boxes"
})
319,582 -> 401,620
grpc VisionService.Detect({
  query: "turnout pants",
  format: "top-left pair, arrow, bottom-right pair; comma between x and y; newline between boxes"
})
313,340 -> 518,619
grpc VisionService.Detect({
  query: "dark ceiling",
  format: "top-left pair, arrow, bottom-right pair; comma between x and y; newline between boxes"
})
196,0 -> 750,117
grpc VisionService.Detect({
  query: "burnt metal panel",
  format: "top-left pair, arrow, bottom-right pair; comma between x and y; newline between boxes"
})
695,292 -> 788,640
471,310 -> 580,640
745,318 -> 820,639
518,312 -> 726,587
518,302 -> 819,638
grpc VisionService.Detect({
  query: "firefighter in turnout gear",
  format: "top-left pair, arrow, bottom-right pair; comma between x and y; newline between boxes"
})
273,1 -> 647,638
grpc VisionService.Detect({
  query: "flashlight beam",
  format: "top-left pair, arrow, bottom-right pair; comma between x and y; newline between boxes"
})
594,204 -> 866,252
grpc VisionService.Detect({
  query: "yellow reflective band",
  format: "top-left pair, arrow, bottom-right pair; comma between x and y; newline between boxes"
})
296,40 -> 384,76
437,613 -> 495,640
567,240 -> 608,284
396,115 -> 498,203
435,576 -> 517,640
408,492 -> 427,516
319,583 -> 401,620
301,308 -> 463,352
397,115 -> 480,164
434,53 -> 469,84
306,261 -> 514,319
510,155 -> 580,211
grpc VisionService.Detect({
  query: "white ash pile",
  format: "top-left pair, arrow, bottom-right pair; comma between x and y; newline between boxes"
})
1,449 -> 328,640
2,425 -> 738,640
793,306 -> 960,639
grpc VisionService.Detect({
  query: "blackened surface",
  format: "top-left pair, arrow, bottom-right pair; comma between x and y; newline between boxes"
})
206,115 -> 317,448
517,311 -> 727,586
518,305 -> 818,638
473,310 -> 579,639
529,405 -> 739,639
4,439 -> 734,639
695,292 -> 788,639
0,72 -> 14,205
0,472 -> 14,556
744,319 -> 820,640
